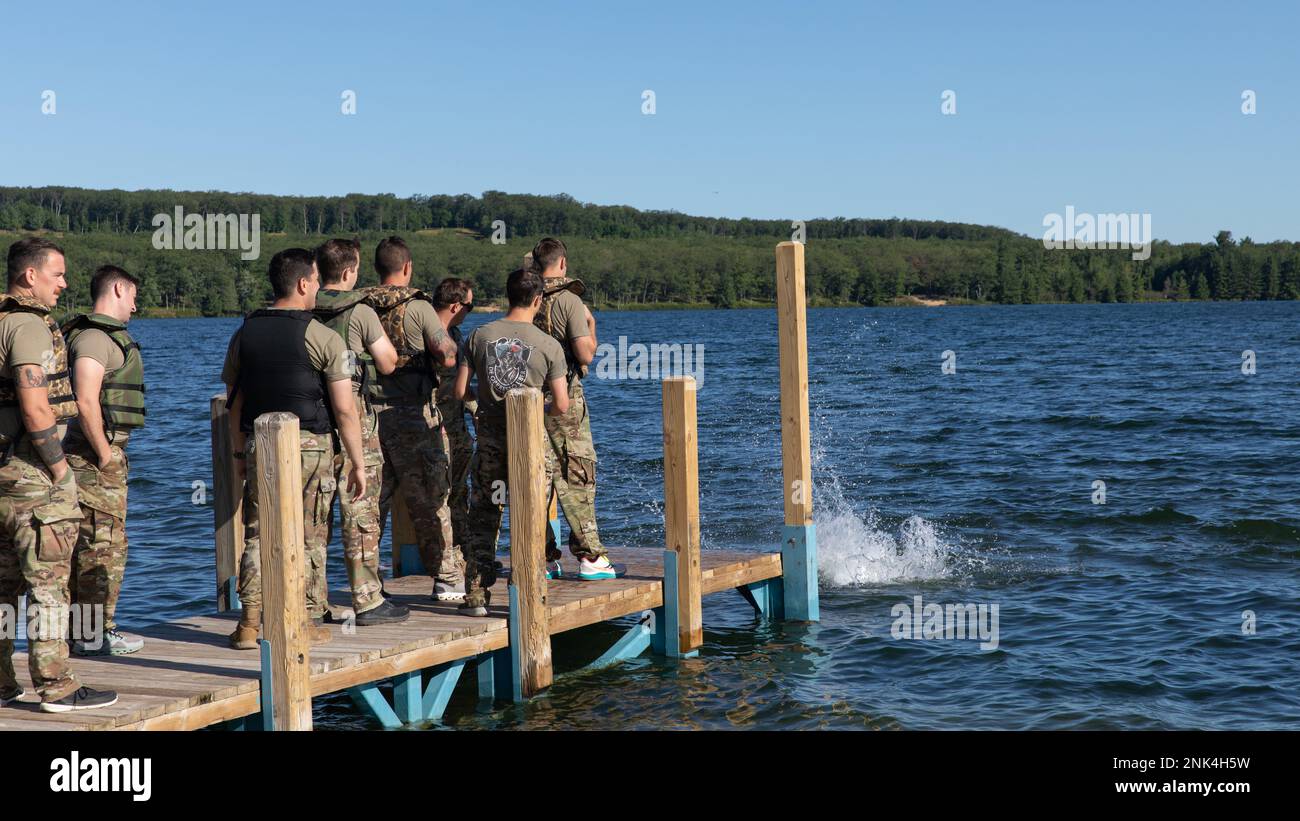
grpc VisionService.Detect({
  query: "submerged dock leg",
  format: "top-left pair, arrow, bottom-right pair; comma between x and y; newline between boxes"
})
738,576 -> 786,620
421,659 -> 466,722
775,242 -> 821,623
586,611 -> 655,670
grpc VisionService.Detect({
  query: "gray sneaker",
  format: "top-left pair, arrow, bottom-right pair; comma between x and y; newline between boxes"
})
73,629 -> 144,657
433,579 -> 465,602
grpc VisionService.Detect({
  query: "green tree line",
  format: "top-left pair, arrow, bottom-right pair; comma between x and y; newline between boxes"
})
2,187 -> 1297,315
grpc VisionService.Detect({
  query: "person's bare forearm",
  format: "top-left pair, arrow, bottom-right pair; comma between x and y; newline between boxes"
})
76,396 -> 113,465
16,365 -> 66,477
335,401 -> 364,473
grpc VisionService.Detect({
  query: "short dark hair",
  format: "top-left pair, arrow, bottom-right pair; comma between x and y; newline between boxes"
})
268,248 -> 317,299
6,237 -> 65,287
432,277 -> 472,309
90,265 -> 139,302
506,268 -> 543,309
530,237 -> 567,273
375,236 -> 411,278
315,238 -> 361,286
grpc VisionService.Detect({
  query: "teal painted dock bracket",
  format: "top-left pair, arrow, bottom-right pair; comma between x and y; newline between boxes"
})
392,670 -> 423,724
548,516 -> 561,550
738,577 -> 786,620
505,584 -> 526,703
781,523 -> 819,622
584,610 -> 655,671
256,639 -> 274,731
348,680 -> 404,730
223,576 -> 240,612
651,551 -> 699,659
474,650 -> 509,707
421,659 -> 466,722
348,660 -> 468,728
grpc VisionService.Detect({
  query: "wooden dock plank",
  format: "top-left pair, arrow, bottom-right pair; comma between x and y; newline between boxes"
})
1,548 -> 780,731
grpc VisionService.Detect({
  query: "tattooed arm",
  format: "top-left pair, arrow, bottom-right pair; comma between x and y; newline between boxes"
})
425,322 -> 457,369
14,364 -> 67,480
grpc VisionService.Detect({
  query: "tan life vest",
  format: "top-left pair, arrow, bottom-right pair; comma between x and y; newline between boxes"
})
534,276 -> 589,380
0,294 -> 78,443
361,284 -> 434,403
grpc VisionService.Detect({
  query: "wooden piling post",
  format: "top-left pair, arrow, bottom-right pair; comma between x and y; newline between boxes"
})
775,241 -> 820,622
662,376 -> 703,652
210,394 -> 244,612
506,387 -> 552,696
253,412 -> 313,730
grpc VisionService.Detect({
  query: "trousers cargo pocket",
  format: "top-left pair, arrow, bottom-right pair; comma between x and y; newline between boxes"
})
33,508 -> 77,563
565,452 -> 594,486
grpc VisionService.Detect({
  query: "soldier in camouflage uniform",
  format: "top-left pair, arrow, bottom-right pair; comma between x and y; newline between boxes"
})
455,268 -> 571,614
529,238 -> 617,580
431,277 -> 477,553
0,237 -> 117,713
61,265 -> 147,656
311,239 -> 408,625
222,248 -> 368,649
363,237 -> 463,601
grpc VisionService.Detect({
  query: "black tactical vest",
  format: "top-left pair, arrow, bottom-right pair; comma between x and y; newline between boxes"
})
232,310 -> 333,434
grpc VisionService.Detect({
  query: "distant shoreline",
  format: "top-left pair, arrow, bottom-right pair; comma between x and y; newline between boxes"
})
130,293 -> 1264,319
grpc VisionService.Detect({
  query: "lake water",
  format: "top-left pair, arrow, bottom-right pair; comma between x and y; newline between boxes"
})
103,301 -> 1300,729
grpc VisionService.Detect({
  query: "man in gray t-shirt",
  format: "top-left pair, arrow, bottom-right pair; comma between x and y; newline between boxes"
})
454,268 -> 570,615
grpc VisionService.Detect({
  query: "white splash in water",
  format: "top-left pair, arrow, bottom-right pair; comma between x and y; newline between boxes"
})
818,507 -> 953,586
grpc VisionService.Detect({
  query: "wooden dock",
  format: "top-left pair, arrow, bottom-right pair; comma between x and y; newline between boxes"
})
1,240 -> 818,731
0,548 -> 782,731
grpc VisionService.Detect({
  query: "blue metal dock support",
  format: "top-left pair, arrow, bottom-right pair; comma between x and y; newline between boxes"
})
781,524 -> 819,621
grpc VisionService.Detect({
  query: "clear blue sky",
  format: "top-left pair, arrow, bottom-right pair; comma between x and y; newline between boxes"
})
2,0 -> 1297,243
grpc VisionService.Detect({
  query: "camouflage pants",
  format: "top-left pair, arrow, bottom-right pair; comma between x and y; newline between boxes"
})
545,381 -> 605,560
0,453 -> 82,702
463,416 -> 508,607
375,402 -> 463,584
327,410 -> 384,614
238,431 -> 334,620
66,440 -> 129,632
438,399 -> 473,555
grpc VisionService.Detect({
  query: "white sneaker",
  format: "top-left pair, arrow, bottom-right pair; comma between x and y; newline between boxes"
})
578,555 -> 619,581
73,629 -> 144,656
434,580 -> 465,602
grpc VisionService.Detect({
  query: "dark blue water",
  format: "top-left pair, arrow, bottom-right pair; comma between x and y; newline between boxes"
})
117,301 -> 1300,729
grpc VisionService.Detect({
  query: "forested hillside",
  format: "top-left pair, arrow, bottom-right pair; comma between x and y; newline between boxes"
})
2,186 -> 1296,315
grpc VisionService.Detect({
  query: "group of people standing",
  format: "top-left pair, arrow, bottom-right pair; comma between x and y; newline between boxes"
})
221,235 -> 619,645
0,232 -> 616,714
1,237 -> 145,712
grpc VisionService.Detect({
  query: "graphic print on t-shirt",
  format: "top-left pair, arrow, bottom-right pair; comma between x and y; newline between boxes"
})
487,337 -> 534,395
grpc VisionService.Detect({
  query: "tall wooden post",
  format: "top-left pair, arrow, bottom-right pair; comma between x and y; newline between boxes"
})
662,376 -> 703,652
211,394 -> 244,612
253,412 -> 313,730
775,241 -> 820,622
506,388 -> 552,696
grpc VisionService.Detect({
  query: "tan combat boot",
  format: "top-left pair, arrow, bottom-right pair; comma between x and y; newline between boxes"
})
229,607 -> 261,650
